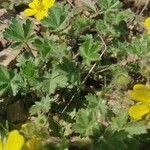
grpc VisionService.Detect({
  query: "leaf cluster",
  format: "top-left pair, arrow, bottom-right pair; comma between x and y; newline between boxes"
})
1,0 -> 150,149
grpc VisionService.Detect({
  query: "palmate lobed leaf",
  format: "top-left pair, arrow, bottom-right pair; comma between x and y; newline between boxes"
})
58,58 -> 80,86
73,93 -> 108,137
97,0 -> 122,12
73,16 -> 94,32
111,110 -> 128,131
73,109 -> 101,136
34,38 -> 70,61
21,61 -> 37,79
82,0 -> 97,12
0,66 -> 11,96
0,66 -> 20,96
111,110 -> 149,135
123,121 -> 149,135
3,17 -> 35,47
23,19 -> 34,39
86,93 -> 108,116
42,4 -> 71,31
30,96 -> 54,115
0,65 -> 10,82
33,38 -> 55,59
79,34 -> 100,65
42,68 -> 68,94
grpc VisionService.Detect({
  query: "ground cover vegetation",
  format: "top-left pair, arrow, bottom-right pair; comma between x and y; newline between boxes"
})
0,0 -> 150,149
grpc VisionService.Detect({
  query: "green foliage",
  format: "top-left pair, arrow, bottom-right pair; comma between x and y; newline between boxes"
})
123,121 -> 148,135
42,68 -> 68,95
58,58 -> 80,86
96,10 -> 131,37
128,35 -> 150,57
111,110 -> 128,131
33,38 -> 69,61
3,18 -> 35,48
97,0 -> 122,13
30,96 -> 54,115
73,109 -> 101,137
42,4 -> 71,31
79,35 -> 100,65
1,0 -> 150,149
81,0 -> 97,12
21,61 -> 37,79
86,94 -> 107,116
111,110 -> 148,136
73,94 -> 107,137
0,65 -> 20,96
73,16 -> 94,35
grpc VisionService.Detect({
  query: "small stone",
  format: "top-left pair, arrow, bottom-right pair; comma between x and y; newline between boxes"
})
7,100 -> 27,123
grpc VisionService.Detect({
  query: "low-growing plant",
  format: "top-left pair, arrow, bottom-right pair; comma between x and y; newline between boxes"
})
0,0 -> 150,149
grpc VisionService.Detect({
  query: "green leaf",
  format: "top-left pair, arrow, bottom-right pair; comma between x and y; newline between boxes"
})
34,38 -> 69,61
23,19 -> 34,39
82,0 -> 97,12
73,16 -> 94,35
21,61 -> 37,79
79,34 -> 100,65
58,58 -> 80,86
123,121 -> 148,135
97,0 -> 122,13
0,66 -> 11,96
3,17 -> 23,41
0,66 -> 10,82
42,68 -> 68,94
3,17 -> 35,47
86,94 -> 107,116
30,96 -> 54,115
10,72 -> 23,96
128,35 -> 150,57
34,38 -> 55,58
42,5 -> 71,31
96,10 -> 131,38
0,66 -> 20,96
111,110 -> 128,131
97,131 -> 128,150
73,109 -> 101,136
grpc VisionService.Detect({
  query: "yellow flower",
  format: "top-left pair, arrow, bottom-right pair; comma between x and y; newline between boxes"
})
24,0 -> 55,21
144,17 -> 150,27
129,84 -> 150,103
128,84 -> 150,120
128,103 -> 150,120
0,130 -> 25,150
144,17 -> 150,34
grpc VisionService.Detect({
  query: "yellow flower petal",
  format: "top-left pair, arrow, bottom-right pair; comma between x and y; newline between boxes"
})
4,130 -> 25,150
42,0 -> 55,9
129,84 -> 150,103
133,84 -> 147,90
128,104 -> 150,120
0,139 -> 3,150
144,17 -> 150,28
24,9 -> 37,17
29,0 -> 40,9
35,11 -> 48,21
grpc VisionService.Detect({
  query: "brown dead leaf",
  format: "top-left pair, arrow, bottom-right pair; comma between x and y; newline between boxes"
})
0,48 -> 20,67
74,0 -> 84,8
121,54 -> 139,66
